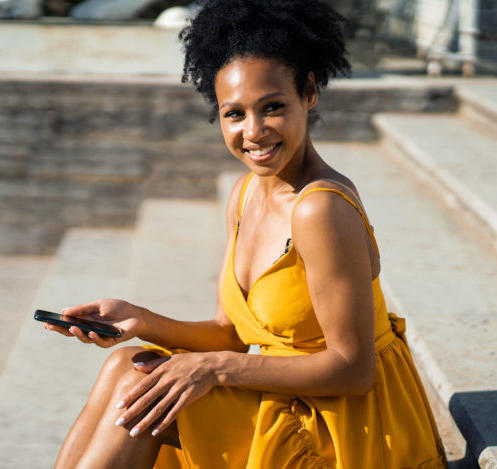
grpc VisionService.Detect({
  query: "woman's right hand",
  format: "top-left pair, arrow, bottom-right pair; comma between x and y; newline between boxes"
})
44,298 -> 148,348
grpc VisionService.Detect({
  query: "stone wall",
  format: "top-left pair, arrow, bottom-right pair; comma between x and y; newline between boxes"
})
0,76 -> 457,255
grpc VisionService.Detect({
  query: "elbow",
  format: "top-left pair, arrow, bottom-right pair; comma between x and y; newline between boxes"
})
341,352 -> 376,396
354,372 -> 376,395
352,355 -> 377,395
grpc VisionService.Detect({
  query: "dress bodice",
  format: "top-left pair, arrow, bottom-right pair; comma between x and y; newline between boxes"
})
220,172 -> 399,357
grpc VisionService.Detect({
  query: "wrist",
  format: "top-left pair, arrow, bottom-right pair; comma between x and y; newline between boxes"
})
212,350 -> 237,387
135,305 -> 152,340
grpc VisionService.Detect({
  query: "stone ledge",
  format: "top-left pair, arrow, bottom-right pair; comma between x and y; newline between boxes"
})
373,112 -> 497,251
383,281 -> 496,469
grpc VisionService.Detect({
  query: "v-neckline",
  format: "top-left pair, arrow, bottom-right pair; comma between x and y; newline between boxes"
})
231,217 -> 294,302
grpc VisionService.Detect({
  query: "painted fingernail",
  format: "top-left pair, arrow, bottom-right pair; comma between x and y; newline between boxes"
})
152,429 -> 159,437
115,417 -> 125,426
116,400 -> 125,409
130,427 -> 140,437
133,362 -> 145,367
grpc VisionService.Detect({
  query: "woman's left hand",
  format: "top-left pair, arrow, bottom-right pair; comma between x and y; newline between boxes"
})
114,352 -> 221,437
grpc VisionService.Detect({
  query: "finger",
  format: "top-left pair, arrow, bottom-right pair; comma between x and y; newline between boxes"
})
68,326 -> 93,344
61,300 -> 102,317
44,323 -> 73,337
115,381 -> 171,432
151,389 -> 192,437
115,371 -> 162,411
133,357 -> 170,373
126,386 -> 182,437
87,331 -> 118,349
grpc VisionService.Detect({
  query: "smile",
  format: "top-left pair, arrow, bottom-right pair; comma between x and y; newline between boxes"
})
244,143 -> 281,162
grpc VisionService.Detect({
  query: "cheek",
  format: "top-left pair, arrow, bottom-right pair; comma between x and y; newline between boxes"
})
279,114 -> 307,145
220,122 -> 243,154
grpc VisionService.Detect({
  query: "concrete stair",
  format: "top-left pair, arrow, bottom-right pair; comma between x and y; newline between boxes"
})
0,255 -> 50,373
366,82 -> 497,468
126,199 -> 225,321
373,112 -> 497,248
0,77 -> 495,468
0,228 -> 135,468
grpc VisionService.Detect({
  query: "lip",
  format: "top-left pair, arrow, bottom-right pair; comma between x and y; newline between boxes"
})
244,143 -> 281,163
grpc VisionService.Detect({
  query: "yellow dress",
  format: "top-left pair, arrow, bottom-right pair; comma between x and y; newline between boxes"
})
145,172 -> 448,468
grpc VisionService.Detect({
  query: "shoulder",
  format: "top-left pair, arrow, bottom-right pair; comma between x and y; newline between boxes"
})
225,172 -> 252,230
292,178 -> 361,225
291,180 -> 367,256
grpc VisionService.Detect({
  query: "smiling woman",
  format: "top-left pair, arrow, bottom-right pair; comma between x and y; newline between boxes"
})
46,1 -> 449,468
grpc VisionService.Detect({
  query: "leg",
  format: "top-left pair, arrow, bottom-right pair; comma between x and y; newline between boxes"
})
55,346 -> 180,469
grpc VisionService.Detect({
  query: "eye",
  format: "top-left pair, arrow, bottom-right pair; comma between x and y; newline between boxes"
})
264,102 -> 285,113
224,110 -> 244,119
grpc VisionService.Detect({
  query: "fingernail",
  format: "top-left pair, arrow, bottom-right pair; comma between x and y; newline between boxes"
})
116,400 -> 125,409
115,417 -> 125,426
133,362 -> 145,367
152,429 -> 159,437
130,427 -> 140,437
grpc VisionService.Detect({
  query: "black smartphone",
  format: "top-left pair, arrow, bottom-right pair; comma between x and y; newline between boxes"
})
34,309 -> 122,338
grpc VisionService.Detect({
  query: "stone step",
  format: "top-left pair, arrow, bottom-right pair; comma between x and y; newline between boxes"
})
0,178 -> 141,255
0,140 -> 242,256
455,80 -> 497,132
0,255 -> 51,373
314,141 -> 497,468
127,199 -> 225,322
27,140 -> 147,181
372,112 -> 497,249
0,75 -> 457,146
0,227 -> 137,469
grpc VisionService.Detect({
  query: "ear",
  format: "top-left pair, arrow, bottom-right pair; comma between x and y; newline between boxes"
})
304,71 -> 319,110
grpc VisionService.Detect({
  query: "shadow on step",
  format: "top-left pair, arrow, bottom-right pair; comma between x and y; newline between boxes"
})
448,390 -> 497,468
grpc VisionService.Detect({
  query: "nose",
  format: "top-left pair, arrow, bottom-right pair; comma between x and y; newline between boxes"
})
243,112 -> 267,142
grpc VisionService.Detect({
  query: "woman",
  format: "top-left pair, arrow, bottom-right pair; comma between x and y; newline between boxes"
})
46,0 -> 448,467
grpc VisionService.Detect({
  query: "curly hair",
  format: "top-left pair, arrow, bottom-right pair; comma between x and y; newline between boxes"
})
179,0 -> 351,122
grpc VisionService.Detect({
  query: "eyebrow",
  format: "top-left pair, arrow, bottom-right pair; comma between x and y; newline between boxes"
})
220,92 -> 285,110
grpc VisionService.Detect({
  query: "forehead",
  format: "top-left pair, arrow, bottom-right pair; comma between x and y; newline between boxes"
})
215,56 -> 297,105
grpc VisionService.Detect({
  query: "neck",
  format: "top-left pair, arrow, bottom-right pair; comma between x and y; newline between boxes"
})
255,135 -> 322,198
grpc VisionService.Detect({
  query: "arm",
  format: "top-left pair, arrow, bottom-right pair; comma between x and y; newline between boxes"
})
216,189 -> 377,396
138,173 -> 250,353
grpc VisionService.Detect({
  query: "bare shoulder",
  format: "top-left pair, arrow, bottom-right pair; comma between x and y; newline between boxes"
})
225,172 -> 252,230
291,179 -> 368,257
299,175 -> 362,205
292,182 -> 362,231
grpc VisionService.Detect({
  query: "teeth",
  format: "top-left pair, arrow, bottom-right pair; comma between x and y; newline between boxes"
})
247,144 -> 277,157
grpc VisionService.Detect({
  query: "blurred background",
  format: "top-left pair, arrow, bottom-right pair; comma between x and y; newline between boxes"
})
0,1 -> 496,468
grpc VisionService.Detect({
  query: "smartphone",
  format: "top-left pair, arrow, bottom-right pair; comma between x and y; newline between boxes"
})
34,309 -> 122,338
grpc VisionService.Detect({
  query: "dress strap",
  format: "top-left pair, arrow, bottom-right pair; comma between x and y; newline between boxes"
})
291,187 -> 380,258
238,172 -> 255,218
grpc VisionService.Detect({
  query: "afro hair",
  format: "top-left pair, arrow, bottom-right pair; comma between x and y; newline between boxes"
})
179,0 -> 351,121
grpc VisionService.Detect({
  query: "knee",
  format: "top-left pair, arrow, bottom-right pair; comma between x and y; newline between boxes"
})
102,345 -> 162,374
101,346 -> 141,377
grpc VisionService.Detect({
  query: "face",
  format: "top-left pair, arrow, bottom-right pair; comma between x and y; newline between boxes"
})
214,56 -> 318,176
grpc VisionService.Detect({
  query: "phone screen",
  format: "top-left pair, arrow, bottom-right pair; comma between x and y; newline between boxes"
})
34,309 -> 121,338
